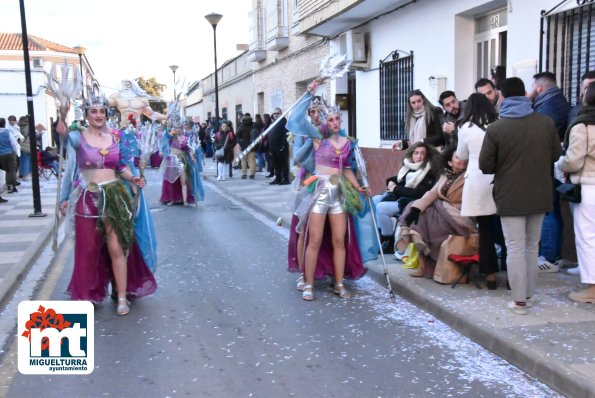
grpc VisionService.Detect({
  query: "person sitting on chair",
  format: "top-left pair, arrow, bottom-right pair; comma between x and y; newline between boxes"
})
40,146 -> 59,175
395,146 -> 477,278
372,141 -> 438,254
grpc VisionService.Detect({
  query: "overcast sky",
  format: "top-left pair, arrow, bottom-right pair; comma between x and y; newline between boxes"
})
1,0 -> 251,97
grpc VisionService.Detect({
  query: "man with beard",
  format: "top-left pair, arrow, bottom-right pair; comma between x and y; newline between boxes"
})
439,90 -> 466,147
475,78 -> 502,112
108,79 -> 166,128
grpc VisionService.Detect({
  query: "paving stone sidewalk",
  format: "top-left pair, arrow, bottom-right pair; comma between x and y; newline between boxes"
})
0,178 -> 58,306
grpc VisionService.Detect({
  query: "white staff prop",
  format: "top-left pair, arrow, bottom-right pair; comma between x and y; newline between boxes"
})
45,61 -> 82,252
235,54 -> 351,164
353,145 -> 396,300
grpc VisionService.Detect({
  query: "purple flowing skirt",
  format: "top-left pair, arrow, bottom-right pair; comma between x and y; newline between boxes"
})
68,192 -> 157,302
150,152 -> 162,168
160,178 -> 195,204
287,214 -> 367,280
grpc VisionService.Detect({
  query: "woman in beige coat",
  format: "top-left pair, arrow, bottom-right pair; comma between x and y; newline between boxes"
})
561,82 -> 595,304
395,146 -> 477,278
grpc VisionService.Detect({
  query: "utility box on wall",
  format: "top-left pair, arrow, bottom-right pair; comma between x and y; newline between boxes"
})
427,75 -> 447,105
339,30 -> 366,63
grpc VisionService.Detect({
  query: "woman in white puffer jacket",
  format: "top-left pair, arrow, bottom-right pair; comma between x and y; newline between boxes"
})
561,82 -> 595,304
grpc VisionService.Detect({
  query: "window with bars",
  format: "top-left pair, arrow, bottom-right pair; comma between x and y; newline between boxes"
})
379,52 -> 414,141
541,3 -> 595,105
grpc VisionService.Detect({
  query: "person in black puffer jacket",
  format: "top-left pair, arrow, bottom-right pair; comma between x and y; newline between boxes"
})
237,113 -> 256,179
268,108 -> 290,185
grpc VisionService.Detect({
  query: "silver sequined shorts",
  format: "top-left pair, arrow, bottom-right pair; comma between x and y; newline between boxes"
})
311,177 -> 345,215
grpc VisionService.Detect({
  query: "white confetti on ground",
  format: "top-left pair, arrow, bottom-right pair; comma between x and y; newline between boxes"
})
353,276 -> 561,398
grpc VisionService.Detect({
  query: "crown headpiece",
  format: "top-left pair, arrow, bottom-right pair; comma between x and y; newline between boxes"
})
82,92 -> 109,111
313,93 -> 340,122
166,99 -> 182,129
309,96 -> 324,110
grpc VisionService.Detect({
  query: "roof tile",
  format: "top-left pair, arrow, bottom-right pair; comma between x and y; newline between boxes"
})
0,33 -> 75,53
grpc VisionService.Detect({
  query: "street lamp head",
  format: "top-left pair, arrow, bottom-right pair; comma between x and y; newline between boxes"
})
73,46 -> 86,56
204,12 -> 223,28
169,65 -> 179,73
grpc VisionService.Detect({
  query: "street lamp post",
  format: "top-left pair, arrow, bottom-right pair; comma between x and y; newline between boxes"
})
18,0 -> 45,217
73,46 -> 86,100
169,64 -> 179,99
204,12 -> 223,119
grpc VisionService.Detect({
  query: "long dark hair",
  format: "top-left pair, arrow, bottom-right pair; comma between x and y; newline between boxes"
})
254,114 -> 264,129
403,141 -> 439,172
263,114 -> 272,129
460,93 -> 498,130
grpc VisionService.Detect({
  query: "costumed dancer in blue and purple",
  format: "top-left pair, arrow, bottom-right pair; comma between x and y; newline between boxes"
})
159,100 -> 204,206
287,97 -> 318,290
58,92 -> 157,316
286,75 -> 378,301
150,123 -> 164,168
114,114 -> 158,277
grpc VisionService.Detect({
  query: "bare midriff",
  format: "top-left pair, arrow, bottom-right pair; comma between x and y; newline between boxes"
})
81,169 -> 118,185
315,164 -> 343,176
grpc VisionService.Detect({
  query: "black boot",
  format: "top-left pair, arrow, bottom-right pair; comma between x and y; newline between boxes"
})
380,236 -> 395,254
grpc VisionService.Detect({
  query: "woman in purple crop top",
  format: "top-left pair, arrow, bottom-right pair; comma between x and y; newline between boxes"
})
288,79 -> 371,301
58,94 -> 157,315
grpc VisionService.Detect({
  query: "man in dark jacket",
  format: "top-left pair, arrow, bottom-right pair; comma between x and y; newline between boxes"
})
236,113 -> 256,179
268,108 -> 290,185
529,72 -> 570,272
479,77 -> 561,315
439,90 -> 466,147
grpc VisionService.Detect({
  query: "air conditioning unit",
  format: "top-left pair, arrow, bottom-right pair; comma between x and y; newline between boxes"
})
338,30 -> 366,63
32,58 -> 43,68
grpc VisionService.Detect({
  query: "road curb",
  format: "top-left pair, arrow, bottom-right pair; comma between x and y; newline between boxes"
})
364,262 -> 595,398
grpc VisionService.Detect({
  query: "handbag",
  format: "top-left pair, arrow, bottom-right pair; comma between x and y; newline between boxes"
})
214,133 -> 229,161
556,181 -> 581,203
557,123 -> 590,204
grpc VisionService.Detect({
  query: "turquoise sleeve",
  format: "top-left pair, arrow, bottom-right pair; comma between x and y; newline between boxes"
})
286,92 -> 321,140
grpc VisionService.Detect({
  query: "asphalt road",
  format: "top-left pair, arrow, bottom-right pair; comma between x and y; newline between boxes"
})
1,170 -> 559,397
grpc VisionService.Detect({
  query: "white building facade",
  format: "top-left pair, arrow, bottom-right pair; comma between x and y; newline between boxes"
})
297,0 -> 593,148
0,33 -> 93,148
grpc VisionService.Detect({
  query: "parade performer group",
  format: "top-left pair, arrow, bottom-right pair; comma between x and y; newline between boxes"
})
286,77 -> 377,301
58,92 -> 157,316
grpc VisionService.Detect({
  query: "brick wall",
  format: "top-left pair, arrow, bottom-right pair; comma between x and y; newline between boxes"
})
253,42 -> 328,111
360,147 -> 403,196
